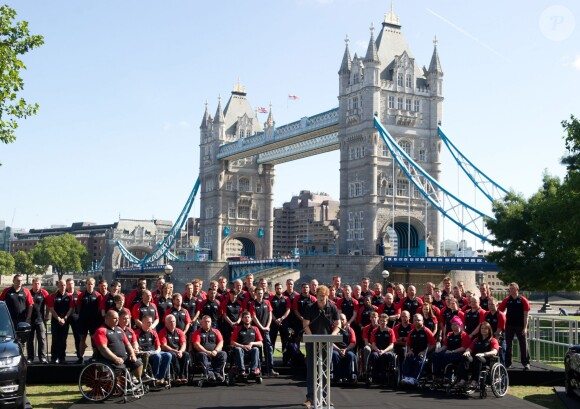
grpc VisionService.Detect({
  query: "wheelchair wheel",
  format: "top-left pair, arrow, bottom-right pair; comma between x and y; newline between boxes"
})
79,363 -> 116,402
443,364 -> 457,385
490,363 -> 509,397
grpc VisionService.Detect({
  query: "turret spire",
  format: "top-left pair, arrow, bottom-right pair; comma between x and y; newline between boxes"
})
428,35 -> 443,75
200,99 -> 210,128
364,23 -> 380,63
214,95 -> 225,124
338,35 -> 352,74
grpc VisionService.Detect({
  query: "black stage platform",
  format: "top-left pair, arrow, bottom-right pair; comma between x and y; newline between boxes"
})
68,376 -> 548,409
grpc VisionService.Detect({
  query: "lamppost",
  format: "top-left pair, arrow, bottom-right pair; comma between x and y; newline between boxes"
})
164,264 -> 173,282
381,270 -> 390,295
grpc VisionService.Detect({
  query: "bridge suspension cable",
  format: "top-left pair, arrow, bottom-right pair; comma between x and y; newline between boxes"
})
116,177 -> 201,266
437,126 -> 508,202
374,117 -> 494,242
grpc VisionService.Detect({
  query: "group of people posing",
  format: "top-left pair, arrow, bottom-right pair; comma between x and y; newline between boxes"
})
0,272 -> 531,393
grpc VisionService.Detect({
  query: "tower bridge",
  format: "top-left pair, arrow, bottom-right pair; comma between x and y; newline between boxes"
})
199,6 -> 445,262
116,5 -> 505,288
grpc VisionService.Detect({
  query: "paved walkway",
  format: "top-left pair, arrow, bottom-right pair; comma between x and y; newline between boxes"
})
69,376 -> 547,409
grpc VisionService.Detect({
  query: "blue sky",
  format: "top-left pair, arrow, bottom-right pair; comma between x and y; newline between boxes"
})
1,0 -> 579,247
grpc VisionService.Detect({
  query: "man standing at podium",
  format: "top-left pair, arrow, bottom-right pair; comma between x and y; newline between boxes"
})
302,285 -> 340,408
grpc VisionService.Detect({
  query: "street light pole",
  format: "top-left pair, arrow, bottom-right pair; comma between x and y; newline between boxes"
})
381,270 -> 390,296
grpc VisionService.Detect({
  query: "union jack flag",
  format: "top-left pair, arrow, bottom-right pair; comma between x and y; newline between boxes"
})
257,107 -> 268,113
288,94 -> 299,100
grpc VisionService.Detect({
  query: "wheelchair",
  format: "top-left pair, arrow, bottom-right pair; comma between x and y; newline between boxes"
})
191,350 -> 228,387
78,359 -> 146,403
227,345 -> 263,385
445,356 -> 509,398
365,351 -> 399,389
330,349 -> 358,385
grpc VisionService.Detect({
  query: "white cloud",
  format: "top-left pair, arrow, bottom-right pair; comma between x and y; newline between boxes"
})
573,56 -> 580,71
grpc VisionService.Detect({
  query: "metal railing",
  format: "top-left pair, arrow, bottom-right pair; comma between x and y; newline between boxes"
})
510,315 -> 578,363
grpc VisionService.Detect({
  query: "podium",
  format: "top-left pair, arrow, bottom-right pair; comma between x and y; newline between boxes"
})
303,334 -> 342,409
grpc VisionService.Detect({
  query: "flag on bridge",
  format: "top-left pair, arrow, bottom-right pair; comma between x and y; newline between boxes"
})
257,106 -> 268,113
288,94 -> 299,100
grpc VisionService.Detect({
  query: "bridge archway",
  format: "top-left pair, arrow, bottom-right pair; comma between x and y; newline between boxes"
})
223,236 -> 257,259
381,219 -> 424,257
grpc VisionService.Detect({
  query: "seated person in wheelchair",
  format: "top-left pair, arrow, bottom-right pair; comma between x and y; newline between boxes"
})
431,316 -> 470,383
92,310 -> 143,383
331,313 -> 357,383
159,314 -> 190,384
401,313 -> 436,385
230,311 -> 263,377
191,315 -> 227,382
135,314 -> 172,386
369,313 -> 396,384
456,321 -> 499,389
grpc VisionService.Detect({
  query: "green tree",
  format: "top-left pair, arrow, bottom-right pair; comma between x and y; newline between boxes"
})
0,250 -> 15,275
13,249 -> 40,283
0,5 -> 44,145
31,234 -> 91,280
486,116 -> 580,291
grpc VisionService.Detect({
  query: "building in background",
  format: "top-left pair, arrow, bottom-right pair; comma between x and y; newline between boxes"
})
273,191 -> 339,257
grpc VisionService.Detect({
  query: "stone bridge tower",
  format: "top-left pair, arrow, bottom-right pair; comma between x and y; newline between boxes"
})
198,83 -> 275,261
338,7 -> 444,257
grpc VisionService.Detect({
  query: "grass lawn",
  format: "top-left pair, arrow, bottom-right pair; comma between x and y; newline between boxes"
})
509,386 -> 566,409
27,384 -> 80,409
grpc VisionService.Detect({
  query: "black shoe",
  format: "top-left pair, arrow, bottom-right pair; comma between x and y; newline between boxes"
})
40,358 -> 48,364
52,358 -> 60,364
26,359 -> 34,364
75,358 -> 84,364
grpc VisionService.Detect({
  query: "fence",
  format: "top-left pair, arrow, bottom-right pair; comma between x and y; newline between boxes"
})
510,315 -> 578,363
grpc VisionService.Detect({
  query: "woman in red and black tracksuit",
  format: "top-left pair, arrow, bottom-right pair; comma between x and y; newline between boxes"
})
456,321 -> 499,389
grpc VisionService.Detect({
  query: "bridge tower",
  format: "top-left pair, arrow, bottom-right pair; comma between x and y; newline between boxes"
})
199,83 -> 275,261
338,7 -> 444,257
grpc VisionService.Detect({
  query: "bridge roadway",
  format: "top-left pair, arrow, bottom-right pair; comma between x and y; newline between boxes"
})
68,374 -> 544,409
227,256 -> 499,281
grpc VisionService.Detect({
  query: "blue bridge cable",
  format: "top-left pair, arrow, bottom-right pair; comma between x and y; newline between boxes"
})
116,176 -> 201,266
373,117 -> 495,242
437,126 -> 508,202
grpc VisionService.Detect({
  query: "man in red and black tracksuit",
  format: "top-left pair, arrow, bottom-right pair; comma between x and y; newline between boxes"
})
292,283 -> 316,335
269,282 -> 291,360
76,277 -> 102,359
218,288 -> 243,348
163,293 -> 191,334
65,278 -> 83,363
369,313 -> 396,385
397,285 -> 423,316
46,279 -> 74,363
132,290 -> 159,330
27,277 -> 49,363
498,283 -> 530,369
93,310 -> 143,380
159,314 -> 190,383
191,315 -> 227,382
393,310 -> 413,366
331,313 -> 357,383
231,311 -> 263,377
197,288 -> 221,328
401,314 -> 436,385
0,274 -> 33,325
464,297 -> 486,338
377,293 -> 400,329
249,287 -> 277,376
